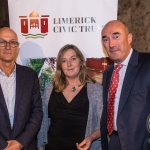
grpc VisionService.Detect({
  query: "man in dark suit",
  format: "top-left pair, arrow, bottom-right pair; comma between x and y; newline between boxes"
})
100,20 -> 150,150
0,27 -> 43,150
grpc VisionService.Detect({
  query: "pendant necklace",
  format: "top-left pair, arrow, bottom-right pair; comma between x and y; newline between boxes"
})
71,86 -> 76,92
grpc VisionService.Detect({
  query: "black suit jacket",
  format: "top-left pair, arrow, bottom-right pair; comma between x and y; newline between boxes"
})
0,64 -> 43,150
101,49 -> 150,150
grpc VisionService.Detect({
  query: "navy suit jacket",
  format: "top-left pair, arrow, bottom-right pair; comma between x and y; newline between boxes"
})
101,49 -> 150,150
0,64 -> 43,150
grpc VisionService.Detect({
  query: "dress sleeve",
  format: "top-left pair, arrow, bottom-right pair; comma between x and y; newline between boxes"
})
85,82 -> 103,137
37,84 -> 53,148
93,82 -> 103,130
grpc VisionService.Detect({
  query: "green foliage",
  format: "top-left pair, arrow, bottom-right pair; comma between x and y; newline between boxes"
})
39,67 -> 55,94
27,58 -> 46,75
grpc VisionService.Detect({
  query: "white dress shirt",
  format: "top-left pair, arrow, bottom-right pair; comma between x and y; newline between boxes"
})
0,65 -> 16,129
113,49 -> 133,130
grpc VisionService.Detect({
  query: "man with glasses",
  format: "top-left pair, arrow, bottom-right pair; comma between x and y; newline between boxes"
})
0,27 -> 43,150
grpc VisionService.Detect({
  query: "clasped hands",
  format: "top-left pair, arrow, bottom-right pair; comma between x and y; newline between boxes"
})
4,140 -> 23,150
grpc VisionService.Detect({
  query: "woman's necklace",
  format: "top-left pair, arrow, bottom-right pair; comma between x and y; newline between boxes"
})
71,86 -> 76,92
68,81 -> 81,92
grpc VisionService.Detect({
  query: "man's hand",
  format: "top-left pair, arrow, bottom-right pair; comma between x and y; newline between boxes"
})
4,140 -> 23,150
38,147 -> 44,150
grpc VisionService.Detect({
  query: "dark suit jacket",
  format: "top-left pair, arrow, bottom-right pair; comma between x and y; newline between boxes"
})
101,49 -> 150,150
0,64 -> 43,150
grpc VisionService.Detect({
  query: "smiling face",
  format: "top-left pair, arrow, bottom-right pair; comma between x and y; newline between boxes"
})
0,27 -> 19,64
101,21 -> 132,63
61,49 -> 81,79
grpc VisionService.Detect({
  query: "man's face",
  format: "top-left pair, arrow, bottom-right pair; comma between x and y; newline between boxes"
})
0,28 -> 19,63
101,21 -> 132,63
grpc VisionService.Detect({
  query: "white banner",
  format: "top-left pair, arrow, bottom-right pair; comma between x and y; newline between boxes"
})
8,0 -> 118,65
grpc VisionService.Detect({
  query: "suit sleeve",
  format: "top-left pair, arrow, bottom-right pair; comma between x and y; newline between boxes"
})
15,72 -> 43,149
0,135 -> 8,149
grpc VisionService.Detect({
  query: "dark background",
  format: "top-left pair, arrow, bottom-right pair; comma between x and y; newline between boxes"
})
0,0 -> 9,28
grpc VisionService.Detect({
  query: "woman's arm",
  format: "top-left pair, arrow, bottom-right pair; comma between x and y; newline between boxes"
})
37,93 -> 48,148
37,84 -> 53,148
80,82 -> 103,150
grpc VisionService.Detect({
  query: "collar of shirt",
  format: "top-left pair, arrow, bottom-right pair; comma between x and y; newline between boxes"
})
114,48 -> 133,67
0,64 -> 16,77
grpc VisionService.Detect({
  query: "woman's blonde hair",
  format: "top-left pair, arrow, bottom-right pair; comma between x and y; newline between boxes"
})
53,44 -> 95,92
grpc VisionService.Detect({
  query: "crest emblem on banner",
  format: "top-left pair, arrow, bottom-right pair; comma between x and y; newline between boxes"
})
147,114 -> 150,133
19,11 -> 49,39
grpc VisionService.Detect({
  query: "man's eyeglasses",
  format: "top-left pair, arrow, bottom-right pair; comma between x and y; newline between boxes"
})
0,39 -> 19,48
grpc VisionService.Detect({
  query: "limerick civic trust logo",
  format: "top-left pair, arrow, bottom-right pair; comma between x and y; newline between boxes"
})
19,11 -> 49,39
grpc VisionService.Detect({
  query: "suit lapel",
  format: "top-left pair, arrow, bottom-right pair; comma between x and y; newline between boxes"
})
101,65 -> 114,133
117,50 -> 141,117
0,86 -> 10,124
103,65 -> 114,123
14,64 -> 25,121
104,66 -> 114,102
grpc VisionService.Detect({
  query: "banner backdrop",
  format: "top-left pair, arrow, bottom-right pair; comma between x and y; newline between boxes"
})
8,0 -> 118,65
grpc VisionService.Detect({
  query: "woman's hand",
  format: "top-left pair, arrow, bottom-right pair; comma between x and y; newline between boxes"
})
76,130 -> 100,150
76,135 -> 93,150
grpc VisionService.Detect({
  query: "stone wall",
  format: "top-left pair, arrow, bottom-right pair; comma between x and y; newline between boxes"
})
118,0 -> 150,52
0,0 -> 9,28
0,0 -> 150,52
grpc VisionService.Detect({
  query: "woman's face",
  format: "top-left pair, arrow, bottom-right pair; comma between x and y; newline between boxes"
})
61,49 -> 81,79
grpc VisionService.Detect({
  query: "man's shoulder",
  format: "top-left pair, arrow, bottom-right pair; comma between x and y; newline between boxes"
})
104,64 -> 113,73
16,63 -> 37,76
16,63 -> 36,72
138,52 -> 150,63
